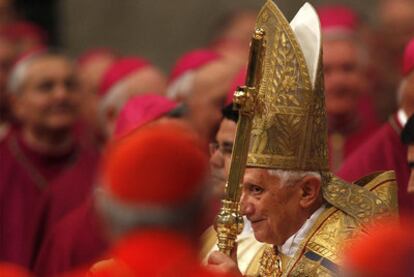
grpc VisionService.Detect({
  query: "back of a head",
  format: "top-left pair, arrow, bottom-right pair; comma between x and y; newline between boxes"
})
96,120 -> 209,237
342,217 -> 414,277
0,262 -> 33,277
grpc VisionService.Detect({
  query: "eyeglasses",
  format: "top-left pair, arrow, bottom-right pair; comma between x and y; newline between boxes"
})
209,141 -> 233,156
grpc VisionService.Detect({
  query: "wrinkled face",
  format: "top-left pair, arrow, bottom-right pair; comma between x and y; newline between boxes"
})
407,145 -> 414,194
323,39 -> 366,118
240,168 -> 302,245
188,59 -> 239,140
209,118 -> 237,199
13,56 -> 80,132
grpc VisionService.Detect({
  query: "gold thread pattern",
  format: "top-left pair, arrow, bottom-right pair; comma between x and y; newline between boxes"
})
246,1 -> 328,172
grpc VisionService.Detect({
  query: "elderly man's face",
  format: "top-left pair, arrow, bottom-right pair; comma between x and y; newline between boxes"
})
240,168 -> 303,245
209,118 -> 237,199
14,56 -> 80,132
188,59 -> 239,141
323,39 -> 366,118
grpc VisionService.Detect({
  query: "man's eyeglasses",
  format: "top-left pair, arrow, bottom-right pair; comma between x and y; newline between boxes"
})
209,142 -> 233,156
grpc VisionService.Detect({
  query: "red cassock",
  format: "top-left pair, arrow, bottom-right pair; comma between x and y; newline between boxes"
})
29,149 -> 100,266
0,129 -> 85,267
33,198 -> 109,277
85,229 -> 236,277
328,99 -> 380,171
338,113 -> 414,214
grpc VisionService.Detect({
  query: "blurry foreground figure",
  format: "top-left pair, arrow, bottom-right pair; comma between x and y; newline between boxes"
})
339,38 -> 414,214
87,121 -> 234,276
207,2 -> 397,276
0,262 -> 33,277
342,217 -> 414,277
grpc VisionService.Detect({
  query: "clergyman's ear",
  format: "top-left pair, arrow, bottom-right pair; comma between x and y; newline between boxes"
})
298,176 -> 321,209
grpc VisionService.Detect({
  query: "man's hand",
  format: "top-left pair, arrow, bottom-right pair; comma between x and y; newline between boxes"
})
207,244 -> 243,276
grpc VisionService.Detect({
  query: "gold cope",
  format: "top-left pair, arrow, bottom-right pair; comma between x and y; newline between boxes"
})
215,0 -> 397,261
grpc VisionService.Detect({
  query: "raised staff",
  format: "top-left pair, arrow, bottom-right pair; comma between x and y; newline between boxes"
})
208,1 -> 397,276
214,28 -> 266,256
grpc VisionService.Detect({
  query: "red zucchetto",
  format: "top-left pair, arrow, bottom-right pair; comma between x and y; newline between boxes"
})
113,93 -> 178,138
102,120 -> 208,205
99,56 -> 150,96
169,49 -> 221,83
317,4 -> 359,33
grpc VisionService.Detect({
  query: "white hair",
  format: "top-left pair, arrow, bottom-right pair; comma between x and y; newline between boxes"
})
7,51 -> 72,95
7,53 -> 42,95
166,71 -> 195,102
98,78 -> 130,124
94,185 -> 207,238
267,169 -> 321,187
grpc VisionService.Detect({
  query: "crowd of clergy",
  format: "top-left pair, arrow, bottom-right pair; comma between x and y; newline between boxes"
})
0,0 -> 413,276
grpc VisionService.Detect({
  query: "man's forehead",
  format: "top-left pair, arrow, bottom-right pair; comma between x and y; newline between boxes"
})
29,55 -> 71,68
216,119 -> 236,139
243,167 -> 271,184
323,39 -> 358,56
25,56 -> 73,78
195,58 -> 237,83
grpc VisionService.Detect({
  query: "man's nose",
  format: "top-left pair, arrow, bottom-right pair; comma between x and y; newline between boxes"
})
240,192 -> 253,216
209,148 -> 224,168
53,83 -> 69,100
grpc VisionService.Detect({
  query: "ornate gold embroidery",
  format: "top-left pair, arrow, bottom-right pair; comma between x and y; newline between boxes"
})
259,246 -> 283,277
246,1 -> 328,172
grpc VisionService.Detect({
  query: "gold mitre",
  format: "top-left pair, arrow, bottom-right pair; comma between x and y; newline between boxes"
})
247,1 -> 328,172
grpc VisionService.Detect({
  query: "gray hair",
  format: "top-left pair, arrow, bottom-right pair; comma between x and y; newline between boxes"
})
7,53 -> 41,95
267,169 -> 321,187
7,50 -> 72,95
94,186 -> 206,239
98,79 -> 131,125
165,71 -> 195,102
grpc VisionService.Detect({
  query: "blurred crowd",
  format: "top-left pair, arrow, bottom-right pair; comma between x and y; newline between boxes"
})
0,0 -> 413,276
